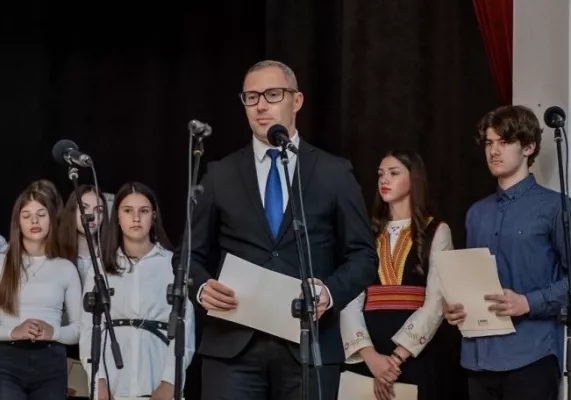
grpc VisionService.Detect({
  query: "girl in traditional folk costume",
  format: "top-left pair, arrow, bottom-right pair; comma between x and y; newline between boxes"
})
339,150 -> 453,400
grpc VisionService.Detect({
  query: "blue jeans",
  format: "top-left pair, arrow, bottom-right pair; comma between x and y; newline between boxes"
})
0,341 -> 67,400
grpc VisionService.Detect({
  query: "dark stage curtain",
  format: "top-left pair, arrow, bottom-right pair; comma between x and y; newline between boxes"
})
0,1 -> 498,399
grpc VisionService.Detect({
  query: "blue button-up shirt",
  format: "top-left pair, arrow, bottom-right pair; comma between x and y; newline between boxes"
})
462,174 -> 567,372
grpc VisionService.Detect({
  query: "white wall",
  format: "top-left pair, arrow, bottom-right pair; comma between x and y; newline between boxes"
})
513,1 -> 570,399
513,0 -> 570,191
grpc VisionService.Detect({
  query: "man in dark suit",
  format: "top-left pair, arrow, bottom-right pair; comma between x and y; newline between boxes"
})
174,60 -> 378,400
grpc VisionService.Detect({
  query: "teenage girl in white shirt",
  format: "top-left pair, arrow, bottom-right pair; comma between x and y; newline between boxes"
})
80,181 -> 195,400
0,180 -> 82,400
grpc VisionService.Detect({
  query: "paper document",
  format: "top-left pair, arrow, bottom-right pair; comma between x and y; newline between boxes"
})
67,358 -> 89,398
338,371 -> 417,400
433,248 -> 515,338
207,254 -> 321,343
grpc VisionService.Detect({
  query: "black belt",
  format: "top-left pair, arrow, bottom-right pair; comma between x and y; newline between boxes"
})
0,340 -> 60,349
105,319 -> 170,346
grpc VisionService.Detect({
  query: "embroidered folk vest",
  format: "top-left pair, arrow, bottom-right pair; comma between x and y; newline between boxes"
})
362,218 -> 441,357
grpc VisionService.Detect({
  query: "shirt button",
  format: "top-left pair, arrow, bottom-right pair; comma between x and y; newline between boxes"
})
494,232 -> 498,236
272,251 -> 279,257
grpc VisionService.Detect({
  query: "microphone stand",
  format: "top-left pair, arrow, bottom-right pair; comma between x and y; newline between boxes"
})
69,166 -> 124,400
167,137 -> 204,400
279,149 -> 322,400
553,125 -> 571,399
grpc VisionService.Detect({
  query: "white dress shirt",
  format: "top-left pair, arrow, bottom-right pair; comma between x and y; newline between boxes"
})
340,220 -> 453,361
252,132 -> 299,210
0,254 -> 82,344
76,256 -> 93,287
0,235 -> 7,253
79,244 -> 195,398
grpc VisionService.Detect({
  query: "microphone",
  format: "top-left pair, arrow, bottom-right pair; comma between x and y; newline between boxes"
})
544,106 -> 566,129
188,120 -> 212,137
267,124 -> 298,154
52,139 -> 92,168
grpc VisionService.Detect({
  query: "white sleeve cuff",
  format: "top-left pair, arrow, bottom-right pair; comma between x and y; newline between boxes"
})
196,283 -> 207,305
325,286 -> 334,310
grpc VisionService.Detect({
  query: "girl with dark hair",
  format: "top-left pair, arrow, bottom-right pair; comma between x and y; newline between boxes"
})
59,184 -> 108,285
79,182 -> 195,400
339,150 -> 453,400
0,181 -> 82,399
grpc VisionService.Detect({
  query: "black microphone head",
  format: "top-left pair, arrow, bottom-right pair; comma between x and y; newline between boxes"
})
267,124 -> 289,147
544,106 -> 566,129
188,119 -> 212,137
52,139 -> 79,165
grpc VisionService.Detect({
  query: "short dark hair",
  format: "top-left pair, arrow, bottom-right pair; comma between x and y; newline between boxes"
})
476,105 -> 542,167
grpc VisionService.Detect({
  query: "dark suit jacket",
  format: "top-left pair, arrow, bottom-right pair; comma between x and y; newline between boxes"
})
173,139 -> 378,365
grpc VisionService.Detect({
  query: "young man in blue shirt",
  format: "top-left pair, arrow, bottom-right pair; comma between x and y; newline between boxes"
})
444,105 -> 567,400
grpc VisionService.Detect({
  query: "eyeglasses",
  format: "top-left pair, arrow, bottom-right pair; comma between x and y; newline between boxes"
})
239,87 -> 297,106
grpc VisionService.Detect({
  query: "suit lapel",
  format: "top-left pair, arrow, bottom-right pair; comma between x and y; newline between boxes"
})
238,145 -> 275,242
275,140 -> 318,244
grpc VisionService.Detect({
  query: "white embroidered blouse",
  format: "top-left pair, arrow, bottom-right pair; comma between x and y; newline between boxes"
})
340,219 -> 453,362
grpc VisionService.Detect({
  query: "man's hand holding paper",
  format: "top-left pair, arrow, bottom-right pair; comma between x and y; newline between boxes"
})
434,248 -> 516,337
207,254 -> 332,343
200,279 -> 238,312
443,302 -> 466,325
307,278 -> 330,320
484,288 -> 530,317
444,286 -> 530,325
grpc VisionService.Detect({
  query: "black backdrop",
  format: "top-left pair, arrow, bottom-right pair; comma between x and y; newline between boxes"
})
1,1 -> 498,398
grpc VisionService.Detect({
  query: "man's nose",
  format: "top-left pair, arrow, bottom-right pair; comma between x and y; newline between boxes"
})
257,96 -> 269,111
490,143 -> 501,154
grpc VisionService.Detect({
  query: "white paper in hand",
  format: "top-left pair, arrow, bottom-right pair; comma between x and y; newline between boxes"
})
433,248 -> 515,337
207,253 -> 321,343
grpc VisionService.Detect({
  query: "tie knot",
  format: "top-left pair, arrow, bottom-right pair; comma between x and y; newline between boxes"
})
266,149 -> 281,161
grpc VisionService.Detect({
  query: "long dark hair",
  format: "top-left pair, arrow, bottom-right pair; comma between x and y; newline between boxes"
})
103,182 -> 171,275
371,150 -> 432,273
58,184 -> 109,265
0,182 -> 61,315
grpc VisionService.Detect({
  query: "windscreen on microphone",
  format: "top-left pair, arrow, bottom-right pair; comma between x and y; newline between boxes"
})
267,124 -> 289,147
544,106 -> 566,129
188,120 -> 212,137
52,139 -> 79,165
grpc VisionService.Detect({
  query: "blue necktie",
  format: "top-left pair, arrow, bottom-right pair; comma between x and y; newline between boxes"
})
264,149 -> 283,238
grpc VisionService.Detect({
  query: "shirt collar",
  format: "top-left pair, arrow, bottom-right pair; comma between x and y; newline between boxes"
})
117,243 -> 167,261
253,130 -> 300,162
496,173 -> 537,202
